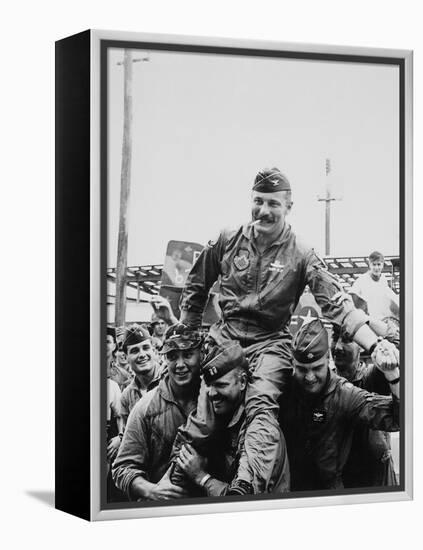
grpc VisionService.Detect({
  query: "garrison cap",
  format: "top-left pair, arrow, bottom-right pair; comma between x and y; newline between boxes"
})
253,167 -> 291,193
202,341 -> 249,384
161,323 -> 202,354
292,318 -> 329,364
122,325 -> 151,353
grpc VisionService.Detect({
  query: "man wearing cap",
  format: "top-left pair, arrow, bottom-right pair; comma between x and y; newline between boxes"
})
175,167 -> 398,493
279,318 -> 399,490
331,325 -> 398,487
107,326 -> 131,391
112,324 -> 202,501
120,325 -> 163,428
176,341 -> 290,496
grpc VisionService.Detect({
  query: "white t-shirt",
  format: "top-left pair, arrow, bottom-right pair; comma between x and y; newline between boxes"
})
107,378 -> 122,422
350,272 -> 399,320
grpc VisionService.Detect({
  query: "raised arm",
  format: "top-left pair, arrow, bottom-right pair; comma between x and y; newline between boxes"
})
342,355 -> 400,432
305,251 -> 396,358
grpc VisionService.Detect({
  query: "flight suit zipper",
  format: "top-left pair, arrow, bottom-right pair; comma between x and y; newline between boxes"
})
255,253 -> 263,309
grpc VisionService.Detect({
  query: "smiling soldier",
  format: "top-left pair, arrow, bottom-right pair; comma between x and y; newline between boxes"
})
279,318 -> 400,491
172,167 -> 399,495
176,341 -> 290,496
120,325 -> 162,428
112,324 -> 202,501
331,325 -> 398,487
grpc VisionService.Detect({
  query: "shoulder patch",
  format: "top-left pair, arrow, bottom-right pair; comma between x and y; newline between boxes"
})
311,248 -> 328,269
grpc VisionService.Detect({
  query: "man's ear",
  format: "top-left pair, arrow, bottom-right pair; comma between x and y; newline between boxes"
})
239,371 -> 248,391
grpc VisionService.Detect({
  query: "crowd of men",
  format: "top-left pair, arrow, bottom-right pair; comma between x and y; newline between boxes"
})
106,167 -> 400,502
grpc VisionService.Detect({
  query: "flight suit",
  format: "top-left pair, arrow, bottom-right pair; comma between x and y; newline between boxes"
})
177,223 -> 368,491
279,369 -> 399,490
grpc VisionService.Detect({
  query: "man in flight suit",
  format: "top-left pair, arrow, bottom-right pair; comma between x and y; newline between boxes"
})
174,167 -> 399,494
176,341 -> 290,496
279,317 -> 400,490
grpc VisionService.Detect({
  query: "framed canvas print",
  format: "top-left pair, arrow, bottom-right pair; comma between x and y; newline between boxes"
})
55,29 -> 413,521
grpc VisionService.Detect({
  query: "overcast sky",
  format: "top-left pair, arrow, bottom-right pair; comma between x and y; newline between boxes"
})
107,46 -> 399,268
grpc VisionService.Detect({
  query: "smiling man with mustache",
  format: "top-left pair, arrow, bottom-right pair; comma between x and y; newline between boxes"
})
172,167 -> 398,495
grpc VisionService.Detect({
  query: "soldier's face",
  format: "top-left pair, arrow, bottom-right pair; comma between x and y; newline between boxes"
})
166,347 -> 201,389
294,355 -> 329,395
116,350 -> 128,367
251,190 -> 291,238
207,369 -> 247,417
369,259 -> 383,279
331,334 -> 360,371
106,335 -> 116,360
126,340 -> 156,376
153,320 -> 168,337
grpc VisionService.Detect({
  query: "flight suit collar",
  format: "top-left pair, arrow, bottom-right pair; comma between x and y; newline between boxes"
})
242,222 -> 292,247
227,402 -> 245,429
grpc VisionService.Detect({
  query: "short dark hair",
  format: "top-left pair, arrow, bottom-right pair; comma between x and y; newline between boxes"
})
368,250 -> 384,263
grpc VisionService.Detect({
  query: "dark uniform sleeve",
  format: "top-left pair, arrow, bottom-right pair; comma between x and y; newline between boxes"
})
120,388 -> 130,424
112,394 -> 153,498
179,232 -> 226,328
341,379 -> 400,432
353,363 -> 391,395
304,249 -> 369,338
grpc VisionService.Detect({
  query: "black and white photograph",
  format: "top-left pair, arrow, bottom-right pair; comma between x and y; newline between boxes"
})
101,35 -> 409,514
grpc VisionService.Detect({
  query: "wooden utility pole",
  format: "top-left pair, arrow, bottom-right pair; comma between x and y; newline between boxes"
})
115,50 -> 133,327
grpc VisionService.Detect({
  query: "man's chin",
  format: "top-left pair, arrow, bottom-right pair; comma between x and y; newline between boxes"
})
134,364 -> 154,375
212,403 -> 226,416
255,223 -> 274,235
303,384 -> 322,395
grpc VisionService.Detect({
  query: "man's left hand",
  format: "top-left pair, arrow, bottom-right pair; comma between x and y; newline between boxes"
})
176,444 -> 208,485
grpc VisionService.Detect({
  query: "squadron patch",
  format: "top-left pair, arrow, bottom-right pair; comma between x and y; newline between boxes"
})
234,249 -> 250,271
312,409 -> 326,423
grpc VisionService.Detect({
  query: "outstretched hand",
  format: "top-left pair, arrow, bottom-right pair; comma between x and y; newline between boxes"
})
150,295 -> 172,311
150,295 -> 179,324
372,338 -> 400,374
